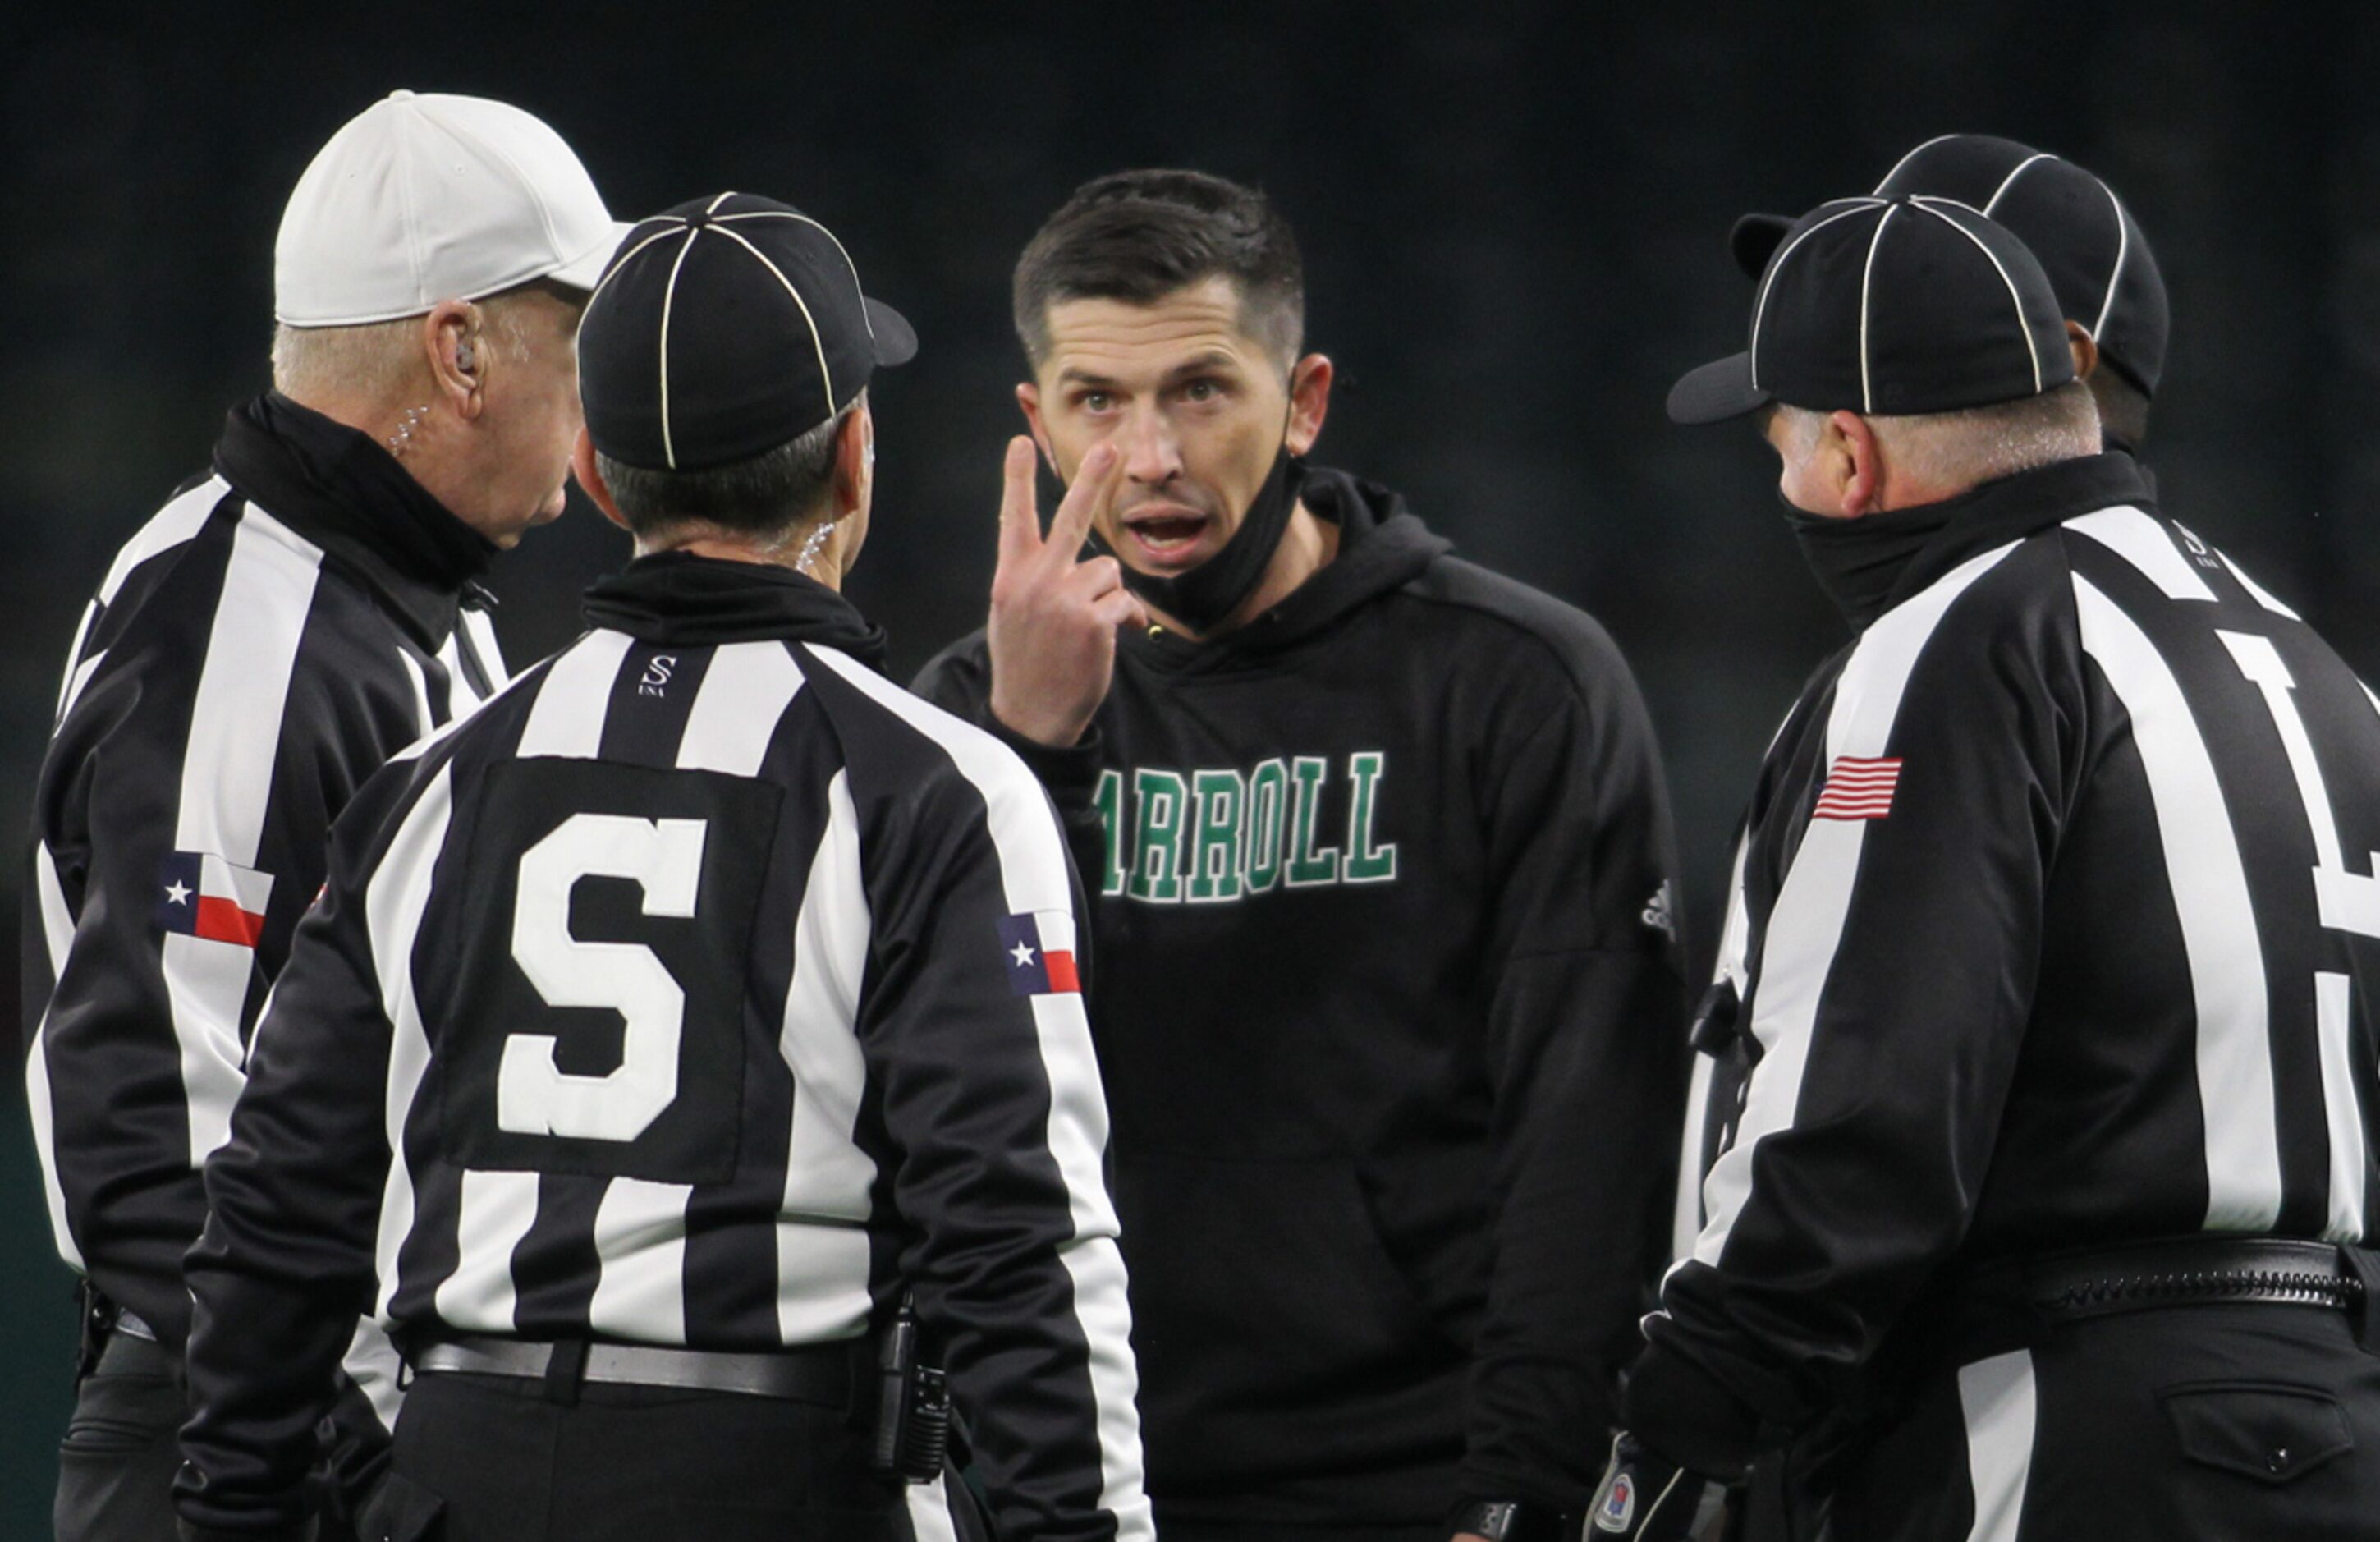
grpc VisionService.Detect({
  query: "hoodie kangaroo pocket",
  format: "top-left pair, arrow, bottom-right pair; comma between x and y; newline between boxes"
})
1117,1152 -> 1446,1484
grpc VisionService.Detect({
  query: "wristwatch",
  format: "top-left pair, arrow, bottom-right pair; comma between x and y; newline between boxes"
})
1449,1498 -> 1571,1541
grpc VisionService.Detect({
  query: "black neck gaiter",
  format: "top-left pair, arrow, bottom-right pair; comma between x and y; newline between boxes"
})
215,392 -> 496,592
1783,497 -> 1955,629
1788,455 -> 2156,631
1094,445 -> 1308,633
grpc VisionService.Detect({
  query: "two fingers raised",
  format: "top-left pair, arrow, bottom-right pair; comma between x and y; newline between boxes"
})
998,437 -> 1121,569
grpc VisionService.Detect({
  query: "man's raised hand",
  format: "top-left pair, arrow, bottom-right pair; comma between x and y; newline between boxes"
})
987,437 -> 1149,747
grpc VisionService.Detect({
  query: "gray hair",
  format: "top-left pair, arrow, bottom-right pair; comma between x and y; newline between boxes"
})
595,400 -> 860,543
268,282 -> 564,407
270,314 -> 418,405
1776,380 -> 2101,491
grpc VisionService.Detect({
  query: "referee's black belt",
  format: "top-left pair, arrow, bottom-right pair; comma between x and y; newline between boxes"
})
1931,1237 -> 2377,1368
412,1333 -> 863,1404
1857,1238 -> 2380,1422
1999,1236 -> 2365,1322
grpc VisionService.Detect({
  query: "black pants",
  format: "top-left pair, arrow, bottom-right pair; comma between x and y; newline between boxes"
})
54,1331 -> 183,1542
1809,1301 -> 2380,1540
378,1370 -> 972,1542
56,1329 -> 373,1542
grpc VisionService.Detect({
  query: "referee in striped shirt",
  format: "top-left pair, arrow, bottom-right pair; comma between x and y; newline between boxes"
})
23,91 -> 621,1542
1595,198 -> 2380,1539
176,192 -> 1152,1542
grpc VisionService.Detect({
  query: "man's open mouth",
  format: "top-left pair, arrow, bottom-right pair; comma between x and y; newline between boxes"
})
1122,510 -> 1211,561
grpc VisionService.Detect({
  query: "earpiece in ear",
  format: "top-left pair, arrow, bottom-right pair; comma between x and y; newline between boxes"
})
456,342 -> 477,374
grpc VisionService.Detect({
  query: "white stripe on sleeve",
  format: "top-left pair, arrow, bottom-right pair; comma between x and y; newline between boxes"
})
177,507 -> 324,867
53,602 -> 99,724
164,935 -> 255,1166
2073,574 -> 2282,1230
803,645 -> 1150,1540
365,765 -> 455,1320
1670,835 -> 1752,1265
1698,542 -> 2019,1266
27,842 -> 85,1269
165,508 -> 325,1163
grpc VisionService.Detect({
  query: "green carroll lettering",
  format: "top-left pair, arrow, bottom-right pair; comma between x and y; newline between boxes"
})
1101,752 -> 1395,906
1344,751 -> 1397,883
1245,759 -> 1287,895
1187,769 -> 1246,903
1092,769 -> 1126,896
1127,769 -> 1188,902
1286,755 -> 1342,888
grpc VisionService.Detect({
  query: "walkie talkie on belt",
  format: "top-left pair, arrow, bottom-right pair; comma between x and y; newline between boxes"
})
874,1293 -> 951,1482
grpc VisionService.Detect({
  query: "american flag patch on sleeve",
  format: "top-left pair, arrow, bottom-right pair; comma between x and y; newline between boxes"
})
1812,756 -> 1902,821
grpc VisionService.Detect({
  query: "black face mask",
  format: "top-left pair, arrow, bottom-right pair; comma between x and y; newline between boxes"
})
1781,491 -> 1954,626
1087,427 -> 1308,635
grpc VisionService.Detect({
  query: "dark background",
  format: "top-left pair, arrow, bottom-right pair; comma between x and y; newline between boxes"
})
7,2 -> 2378,1528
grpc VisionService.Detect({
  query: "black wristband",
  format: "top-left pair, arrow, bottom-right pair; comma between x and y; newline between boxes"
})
1449,1498 -> 1571,1542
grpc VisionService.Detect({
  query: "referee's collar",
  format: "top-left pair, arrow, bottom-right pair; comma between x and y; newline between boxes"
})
581,551 -> 889,669
1800,451 -> 2153,631
214,392 -> 498,648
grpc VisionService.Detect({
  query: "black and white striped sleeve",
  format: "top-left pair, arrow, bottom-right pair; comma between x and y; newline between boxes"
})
27,484 -> 478,1357
26,488 -> 342,1345
805,649 -> 1151,1542
1629,541 -> 2075,1475
177,757 -> 440,1540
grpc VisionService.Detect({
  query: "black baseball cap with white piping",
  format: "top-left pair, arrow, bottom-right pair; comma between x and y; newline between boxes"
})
1731,135 -> 2169,397
578,192 -> 918,472
1667,195 -> 2075,426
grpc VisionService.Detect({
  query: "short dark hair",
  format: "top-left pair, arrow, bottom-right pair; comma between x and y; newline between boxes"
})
1012,169 -> 1305,369
596,400 -> 856,541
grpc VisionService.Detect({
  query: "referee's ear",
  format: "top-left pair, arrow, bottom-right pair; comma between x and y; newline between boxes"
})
571,430 -> 631,533
2066,320 -> 2102,384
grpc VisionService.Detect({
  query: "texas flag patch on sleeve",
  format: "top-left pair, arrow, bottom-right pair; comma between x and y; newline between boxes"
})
998,911 -> 1080,996
156,852 -> 274,948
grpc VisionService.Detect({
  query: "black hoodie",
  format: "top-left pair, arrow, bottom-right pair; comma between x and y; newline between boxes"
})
916,467 -> 1689,1526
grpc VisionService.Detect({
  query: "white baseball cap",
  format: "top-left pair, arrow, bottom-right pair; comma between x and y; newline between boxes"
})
275,89 -> 628,328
